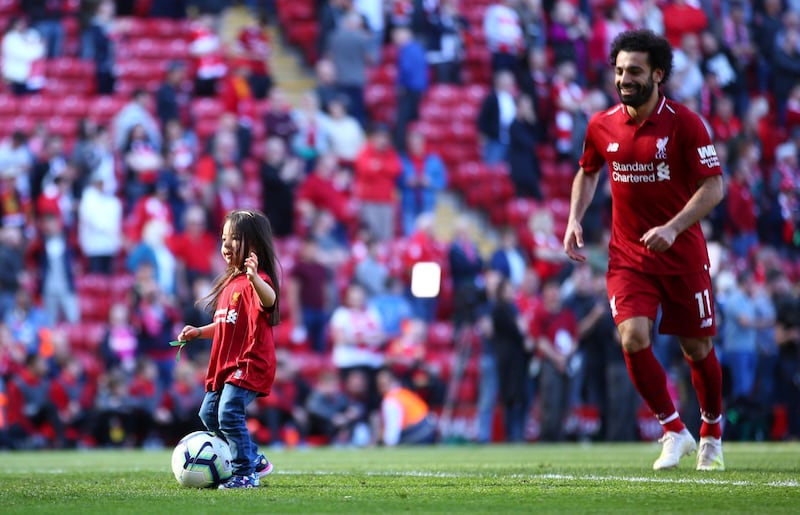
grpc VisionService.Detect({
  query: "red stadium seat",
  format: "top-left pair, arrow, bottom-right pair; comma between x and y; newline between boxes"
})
55,94 -> 91,119
47,57 -> 94,79
191,97 -> 225,121
46,116 -> 79,138
0,93 -> 18,116
88,95 -> 128,123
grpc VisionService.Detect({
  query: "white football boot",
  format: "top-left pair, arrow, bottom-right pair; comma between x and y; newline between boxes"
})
696,436 -> 725,471
653,428 -> 697,470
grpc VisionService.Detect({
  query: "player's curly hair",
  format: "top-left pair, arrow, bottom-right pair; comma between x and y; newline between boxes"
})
609,29 -> 673,85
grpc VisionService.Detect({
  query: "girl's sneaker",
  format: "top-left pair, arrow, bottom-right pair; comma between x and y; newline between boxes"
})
255,454 -> 274,485
218,473 -> 258,489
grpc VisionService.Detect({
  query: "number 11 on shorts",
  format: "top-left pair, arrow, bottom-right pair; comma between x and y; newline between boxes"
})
694,289 -> 711,318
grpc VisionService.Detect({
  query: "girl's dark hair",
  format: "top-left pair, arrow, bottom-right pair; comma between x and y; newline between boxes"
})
201,209 -> 281,326
609,29 -> 673,85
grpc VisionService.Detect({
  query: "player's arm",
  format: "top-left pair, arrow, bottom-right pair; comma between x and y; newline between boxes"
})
641,174 -> 724,252
177,322 -> 216,341
563,167 -> 601,262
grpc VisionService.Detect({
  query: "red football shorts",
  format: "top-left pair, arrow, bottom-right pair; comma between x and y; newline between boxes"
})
606,267 -> 716,338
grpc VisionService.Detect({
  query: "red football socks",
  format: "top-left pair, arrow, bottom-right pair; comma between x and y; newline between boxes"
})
686,346 -> 723,439
623,346 -> 686,434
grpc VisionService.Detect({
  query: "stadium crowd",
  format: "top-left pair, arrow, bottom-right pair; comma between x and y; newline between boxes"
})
0,0 -> 798,450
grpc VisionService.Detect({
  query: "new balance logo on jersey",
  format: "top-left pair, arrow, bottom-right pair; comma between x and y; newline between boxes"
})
697,144 -> 720,168
655,137 -> 669,159
657,162 -> 671,181
607,142 -> 619,152
700,317 -> 713,329
226,310 -> 238,324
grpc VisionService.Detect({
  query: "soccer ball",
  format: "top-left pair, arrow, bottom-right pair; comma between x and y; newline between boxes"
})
171,431 -> 233,488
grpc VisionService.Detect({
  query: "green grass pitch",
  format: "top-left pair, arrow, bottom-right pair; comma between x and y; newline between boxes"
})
1,443 -> 798,514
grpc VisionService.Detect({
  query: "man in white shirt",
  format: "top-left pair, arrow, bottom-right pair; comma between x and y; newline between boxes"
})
78,172 -> 122,275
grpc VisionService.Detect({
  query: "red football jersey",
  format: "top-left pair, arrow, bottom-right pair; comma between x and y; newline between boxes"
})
205,273 -> 276,396
579,96 -> 722,274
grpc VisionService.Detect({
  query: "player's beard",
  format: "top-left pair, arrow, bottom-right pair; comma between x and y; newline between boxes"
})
617,75 -> 656,108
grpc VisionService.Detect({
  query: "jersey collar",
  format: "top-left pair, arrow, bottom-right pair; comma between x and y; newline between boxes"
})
620,95 -> 668,126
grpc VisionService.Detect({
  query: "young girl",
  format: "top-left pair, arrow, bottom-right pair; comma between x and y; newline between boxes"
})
176,209 -> 281,489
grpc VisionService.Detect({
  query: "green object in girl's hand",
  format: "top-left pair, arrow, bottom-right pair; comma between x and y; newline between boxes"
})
169,340 -> 187,362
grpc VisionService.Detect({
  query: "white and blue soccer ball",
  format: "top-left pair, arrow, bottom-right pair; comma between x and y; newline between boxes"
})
171,431 -> 233,488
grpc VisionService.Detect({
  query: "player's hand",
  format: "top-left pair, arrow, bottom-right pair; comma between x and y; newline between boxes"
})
244,251 -> 258,281
177,325 -> 200,341
640,225 -> 677,253
563,219 -> 586,262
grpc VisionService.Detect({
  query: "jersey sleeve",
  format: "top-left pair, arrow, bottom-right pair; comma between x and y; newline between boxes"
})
578,115 -> 605,174
681,108 -> 722,183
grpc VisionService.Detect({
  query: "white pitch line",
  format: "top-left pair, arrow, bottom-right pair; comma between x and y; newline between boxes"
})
278,470 -> 798,488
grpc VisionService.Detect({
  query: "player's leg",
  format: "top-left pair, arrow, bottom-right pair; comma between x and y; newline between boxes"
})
660,270 -> 724,471
217,384 -> 259,487
679,336 -> 725,471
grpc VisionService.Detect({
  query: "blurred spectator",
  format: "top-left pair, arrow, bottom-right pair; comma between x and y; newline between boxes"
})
506,93 -> 542,199
530,277 -> 578,442
376,367 -> 437,445
159,359 -> 205,445
661,0 -> 708,48
234,11 -> 273,99
188,13 -> 226,97
393,26 -> 429,150
318,0 -> 351,56
314,58 -> 340,113
122,124 -> 164,205
588,5 -> 630,83
700,31 -> 748,119
22,0 -> 64,58
263,87 -> 299,149
354,0 -> 385,62
126,219 -> 178,297
251,350 -> 311,447
1,17 -> 45,95
0,131 -> 34,198
4,288 -> 47,356
709,95 -> 742,145
753,0 -> 783,93
489,227 -> 527,289
424,0 -> 467,84
0,226 -> 25,317
167,204 -> 217,300
402,212 -> 443,322
369,275 -> 414,341
157,62 -> 189,129
78,171 -> 123,275
669,33 -> 704,104
220,59 -> 257,157
6,353 -> 64,448
80,0 -> 117,95
125,358 -> 163,447
477,70 -> 517,165
288,237 -> 333,354
329,282 -> 385,408
35,161 -> 78,231
112,90 -> 162,152
483,0 -> 524,73
516,0 -> 546,52
551,59 -> 585,161
620,0 -> 663,34
448,215 -> 484,326
399,128 -> 447,236
89,369 -> 130,447
73,122 -> 118,196
326,95 -> 367,164
475,269 -> 501,442
517,47 -> 552,133
353,123 -> 402,242
770,270 -> 800,439
124,180 -> 175,244
130,269 -> 179,388
547,0 -> 590,79
725,159 -> 759,259
195,120 -> 240,208
326,11 -> 373,126
296,152 -> 355,236
522,209 -> 569,282
291,90 -> 333,166
354,237 -> 390,298
26,213 -> 80,325
162,119 -> 198,182
100,302 -> 139,376
771,26 -> 800,125
490,277 -> 530,442
260,136 -> 304,238
306,369 -> 367,445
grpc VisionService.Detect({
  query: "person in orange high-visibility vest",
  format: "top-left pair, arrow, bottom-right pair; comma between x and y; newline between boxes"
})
376,368 -> 437,446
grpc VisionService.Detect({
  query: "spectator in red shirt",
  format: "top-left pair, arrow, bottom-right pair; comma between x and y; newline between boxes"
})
726,160 -> 759,259
661,0 -> 708,48
188,13 -> 226,97
168,204 -> 218,301
709,95 -> 742,144
6,353 -> 65,448
352,124 -> 403,242
529,277 -> 578,442
297,152 -> 356,236
235,11 -> 272,99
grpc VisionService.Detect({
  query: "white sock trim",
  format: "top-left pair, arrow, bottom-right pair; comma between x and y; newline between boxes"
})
701,414 -> 723,424
658,412 -> 679,425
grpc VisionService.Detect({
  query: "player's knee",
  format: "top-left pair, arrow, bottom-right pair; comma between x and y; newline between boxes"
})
680,337 -> 713,361
619,328 -> 650,353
